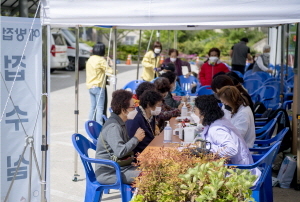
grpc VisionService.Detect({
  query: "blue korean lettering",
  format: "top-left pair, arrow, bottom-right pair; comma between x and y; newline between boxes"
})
7,155 -> 28,181
5,106 -> 29,131
29,29 -> 40,41
15,28 -> 27,41
2,27 -> 14,41
4,55 -> 26,81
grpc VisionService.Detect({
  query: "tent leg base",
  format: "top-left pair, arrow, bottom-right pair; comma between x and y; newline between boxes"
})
72,174 -> 80,182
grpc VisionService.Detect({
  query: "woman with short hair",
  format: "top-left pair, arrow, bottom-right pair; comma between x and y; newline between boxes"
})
217,86 -> 255,148
126,90 -> 163,154
95,89 -> 145,185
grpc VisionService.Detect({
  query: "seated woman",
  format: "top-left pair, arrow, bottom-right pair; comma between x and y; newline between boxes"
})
126,90 -> 163,154
154,77 -> 181,131
194,95 -> 260,180
133,81 -> 156,107
217,86 -> 255,148
211,75 -> 254,114
199,48 -> 229,86
161,62 -> 185,96
95,89 -> 146,185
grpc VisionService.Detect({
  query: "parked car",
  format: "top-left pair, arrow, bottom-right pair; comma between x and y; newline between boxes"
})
61,29 -> 92,71
50,29 -> 69,73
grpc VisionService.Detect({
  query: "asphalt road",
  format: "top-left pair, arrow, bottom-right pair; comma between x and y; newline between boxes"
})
49,64 -> 300,201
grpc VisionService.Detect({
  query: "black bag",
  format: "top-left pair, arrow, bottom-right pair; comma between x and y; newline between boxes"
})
253,101 -> 267,114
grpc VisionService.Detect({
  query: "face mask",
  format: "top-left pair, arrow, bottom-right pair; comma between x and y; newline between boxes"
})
209,56 -> 219,63
191,113 -> 200,124
151,107 -> 162,116
224,105 -> 232,112
154,48 -> 161,54
264,53 -> 270,57
170,58 -> 177,62
127,109 -> 138,120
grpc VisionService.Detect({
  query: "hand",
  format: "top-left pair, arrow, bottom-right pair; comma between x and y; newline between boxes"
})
178,103 -> 184,110
134,127 -> 145,142
181,96 -> 187,102
185,73 -> 191,77
107,57 -> 113,66
186,103 -> 191,110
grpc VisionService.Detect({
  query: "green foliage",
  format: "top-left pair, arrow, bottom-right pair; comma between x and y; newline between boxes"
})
131,147 -> 257,202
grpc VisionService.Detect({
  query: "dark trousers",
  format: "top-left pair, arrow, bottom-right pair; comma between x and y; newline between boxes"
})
231,64 -> 246,74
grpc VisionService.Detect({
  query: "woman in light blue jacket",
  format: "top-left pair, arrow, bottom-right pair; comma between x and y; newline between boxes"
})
194,95 -> 261,180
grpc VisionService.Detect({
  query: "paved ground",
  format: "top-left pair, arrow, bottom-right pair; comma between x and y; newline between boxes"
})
49,64 -> 300,201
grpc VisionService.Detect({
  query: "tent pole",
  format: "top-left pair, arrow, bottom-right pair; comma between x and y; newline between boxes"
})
136,30 -> 142,80
292,22 -> 300,190
113,28 -> 117,91
274,27 -> 279,77
41,24 -> 49,202
73,26 -> 80,181
286,25 -> 290,80
280,25 -> 285,103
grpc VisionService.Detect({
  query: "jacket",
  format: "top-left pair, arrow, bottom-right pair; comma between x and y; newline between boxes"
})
163,57 -> 191,76
126,107 -> 156,154
199,62 -> 229,86
164,92 -> 181,108
141,50 -> 160,81
86,55 -> 114,89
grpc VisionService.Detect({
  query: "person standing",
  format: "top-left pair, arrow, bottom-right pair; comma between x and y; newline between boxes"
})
252,45 -> 273,73
86,42 -> 113,125
199,48 -> 229,86
163,48 -> 192,77
230,38 -> 252,74
141,41 -> 162,81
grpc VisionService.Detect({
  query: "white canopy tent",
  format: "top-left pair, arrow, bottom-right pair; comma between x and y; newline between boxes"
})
39,0 -> 300,198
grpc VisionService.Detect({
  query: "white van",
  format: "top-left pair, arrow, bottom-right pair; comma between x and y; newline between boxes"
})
61,29 -> 92,71
50,30 -> 69,73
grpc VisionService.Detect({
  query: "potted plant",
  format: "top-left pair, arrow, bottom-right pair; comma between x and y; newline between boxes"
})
131,146 -> 256,202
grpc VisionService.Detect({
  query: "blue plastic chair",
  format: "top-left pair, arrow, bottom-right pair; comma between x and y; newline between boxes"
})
255,118 -> 277,140
122,80 -> 144,94
228,141 -> 282,202
178,75 -> 199,95
196,85 -> 213,95
232,70 -> 244,78
244,70 -> 253,78
85,120 -> 102,145
72,134 -> 134,202
250,85 -> 278,105
255,71 -> 271,81
243,79 -> 263,95
244,74 -> 264,82
253,128 -> 289,148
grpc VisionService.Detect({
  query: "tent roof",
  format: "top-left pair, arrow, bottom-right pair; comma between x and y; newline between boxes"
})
41,0 -> 300,29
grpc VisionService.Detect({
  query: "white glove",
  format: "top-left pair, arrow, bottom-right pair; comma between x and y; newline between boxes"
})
109,75 -> 116,85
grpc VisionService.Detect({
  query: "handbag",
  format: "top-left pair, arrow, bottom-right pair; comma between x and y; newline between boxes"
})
101,134 -> 134,167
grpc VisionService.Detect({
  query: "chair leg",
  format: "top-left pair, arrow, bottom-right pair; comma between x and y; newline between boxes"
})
104,189 -> 110,194
251,190 -> 260,202
120,184 -> 134,202
264,170 -> 273,202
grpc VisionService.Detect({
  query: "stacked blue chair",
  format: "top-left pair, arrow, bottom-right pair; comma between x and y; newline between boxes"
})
244,70 -> 253,78
228,141 -> 282,202
244,74 -> 264,82
255,71 -> 271,81
72,134 -> 134,202
85,120 -> 102,145
255,118 -> 277,140
243,79 -> 263,95
232,70 -> 244,79
122,80 -> 144,94
178,75 -> 199,95
253,128 -> 289,149
196,85 -> 213,95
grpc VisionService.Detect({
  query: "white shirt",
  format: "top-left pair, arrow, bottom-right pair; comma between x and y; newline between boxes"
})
256,56 -> 269,71
222,105 -> 255,148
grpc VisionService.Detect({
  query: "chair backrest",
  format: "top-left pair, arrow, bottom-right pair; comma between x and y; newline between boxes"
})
244,70 -> 253,78
243,79 -> 263,95
232,70 -> 244,78
258,85 -> 278,100
196,85 -> 213,95
244,74 -> 263,82
255,118 -> 277,139
178,75 -> 198,95
72,134 -> 122,185
255,71 -> 271,81
122,80 -> 144,94
254,127 -> 289,146
85,120 -> 102,145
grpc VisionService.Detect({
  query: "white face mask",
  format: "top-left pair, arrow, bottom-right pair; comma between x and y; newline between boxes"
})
191,113 -> 200,124
151,107 -> 162,116
126,109 -> 138,120
264,53 -> 270,57
154,48 -> 161,54
170,58 -> 177,62
209,56 -> 219,63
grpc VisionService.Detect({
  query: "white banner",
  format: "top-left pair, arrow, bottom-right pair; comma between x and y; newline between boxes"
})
0,16 -> 44,202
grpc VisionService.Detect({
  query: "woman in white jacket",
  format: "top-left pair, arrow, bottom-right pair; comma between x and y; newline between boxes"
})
217,86 -> 255,148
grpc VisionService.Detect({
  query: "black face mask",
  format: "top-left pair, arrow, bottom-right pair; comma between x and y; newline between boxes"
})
224,104 -> 232,111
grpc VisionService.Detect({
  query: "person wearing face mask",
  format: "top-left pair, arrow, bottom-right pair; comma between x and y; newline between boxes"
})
126,90 -> 163,154
95,89 -> 146,185
163,49 -> 192,77
252,45 -> 273,73
132,81 -> 156,107
154,77 -> 182,131
216,86 -> 255,148
194,95 -> 260,181
199,48 -> 229,86
141,41 -> 163,81
161,62 -> 185,96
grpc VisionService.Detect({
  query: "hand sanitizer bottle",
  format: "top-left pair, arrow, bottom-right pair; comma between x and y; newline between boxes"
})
181,102 -> 188,117
163,121 -> 172,143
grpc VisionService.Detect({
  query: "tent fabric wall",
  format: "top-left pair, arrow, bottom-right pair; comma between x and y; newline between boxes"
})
41,0 -> 300,28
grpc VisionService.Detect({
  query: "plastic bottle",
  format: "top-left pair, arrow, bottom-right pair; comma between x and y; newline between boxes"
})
186,92 -> 191,103
163,121 -> 172,143
181,102 -> 188,117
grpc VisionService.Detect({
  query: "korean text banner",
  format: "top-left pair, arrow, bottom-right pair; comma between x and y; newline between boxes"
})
0,16 -> 43,202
